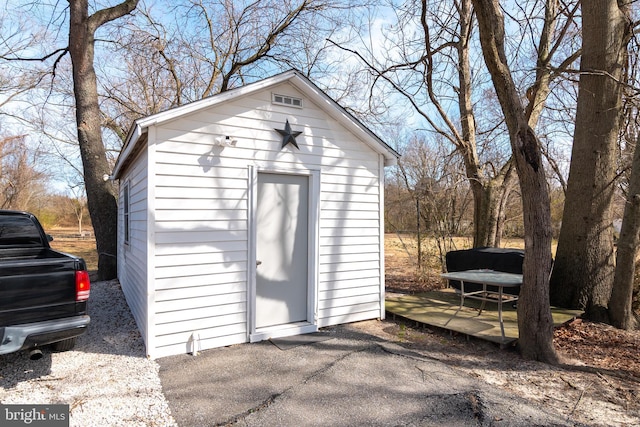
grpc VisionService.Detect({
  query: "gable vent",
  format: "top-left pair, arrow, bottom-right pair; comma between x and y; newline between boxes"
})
272,93 -> 303,108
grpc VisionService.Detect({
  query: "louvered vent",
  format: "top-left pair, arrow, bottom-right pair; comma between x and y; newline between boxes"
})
272,93 -> 303,108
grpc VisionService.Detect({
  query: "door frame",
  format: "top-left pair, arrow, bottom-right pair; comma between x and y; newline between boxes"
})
247,165 -> 320,342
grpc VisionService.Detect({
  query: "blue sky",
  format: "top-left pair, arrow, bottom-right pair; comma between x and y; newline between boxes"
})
0,0 -> 587,195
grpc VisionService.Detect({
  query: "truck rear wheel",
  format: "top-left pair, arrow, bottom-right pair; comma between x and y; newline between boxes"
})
52,337 -> 77,352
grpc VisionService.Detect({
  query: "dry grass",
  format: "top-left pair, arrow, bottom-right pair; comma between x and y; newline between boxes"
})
48,227 -> 98,272
384,233 -> 640,383
384,233 -> 528,293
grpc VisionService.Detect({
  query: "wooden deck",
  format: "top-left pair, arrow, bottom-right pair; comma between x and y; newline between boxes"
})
385,289 -> 583,346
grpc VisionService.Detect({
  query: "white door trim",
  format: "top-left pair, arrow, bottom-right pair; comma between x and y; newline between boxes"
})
247,166 -> 320,343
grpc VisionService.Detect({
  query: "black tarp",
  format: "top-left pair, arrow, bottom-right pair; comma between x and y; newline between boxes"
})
444,248 -> 524,296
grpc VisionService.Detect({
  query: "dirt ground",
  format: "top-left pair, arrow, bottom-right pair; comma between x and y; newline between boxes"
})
382,234 -> 640,426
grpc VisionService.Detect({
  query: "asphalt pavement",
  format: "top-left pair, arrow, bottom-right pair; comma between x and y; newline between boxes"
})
158,324 -> 579,426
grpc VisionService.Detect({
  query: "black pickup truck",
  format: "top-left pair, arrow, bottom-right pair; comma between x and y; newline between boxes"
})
0,210 -> 90,359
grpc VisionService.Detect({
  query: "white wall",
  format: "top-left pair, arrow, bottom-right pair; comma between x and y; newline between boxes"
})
120,81 -> 384,358
118,147 -> 151,349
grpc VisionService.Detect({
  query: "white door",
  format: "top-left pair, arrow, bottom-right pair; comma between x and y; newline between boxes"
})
255,173 -> 309,329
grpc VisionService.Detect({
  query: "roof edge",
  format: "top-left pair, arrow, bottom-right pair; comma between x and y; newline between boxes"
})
286,71 -> 399,165
112,123 -> 143,179
112,70 -> 399,177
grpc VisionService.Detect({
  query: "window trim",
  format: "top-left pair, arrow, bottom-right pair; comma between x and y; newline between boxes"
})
123,181 -> 130,245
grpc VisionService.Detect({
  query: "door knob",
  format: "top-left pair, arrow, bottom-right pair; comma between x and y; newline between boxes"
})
256,260 -> 262,266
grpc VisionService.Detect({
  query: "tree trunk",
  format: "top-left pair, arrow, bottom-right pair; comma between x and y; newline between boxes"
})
495,165 -> 517,248
68,0 -> 138,280
472,0 -> 558,363
471,172 -> 516,248
609,132 -> 640,330
456,0 -> 514,249
473,183 -> 499,247
549,0 -> 631,321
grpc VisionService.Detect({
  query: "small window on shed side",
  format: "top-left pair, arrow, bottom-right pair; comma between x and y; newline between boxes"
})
123,182 -> 130,245
272,93 -> 303,108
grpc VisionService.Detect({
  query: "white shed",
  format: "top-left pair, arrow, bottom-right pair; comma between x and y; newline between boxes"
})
112,70 -> 399,359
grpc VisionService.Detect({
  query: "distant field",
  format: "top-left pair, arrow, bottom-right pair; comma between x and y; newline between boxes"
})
48,227 -> 98,272
383,233 -> 533,293
43,229 -> 529,279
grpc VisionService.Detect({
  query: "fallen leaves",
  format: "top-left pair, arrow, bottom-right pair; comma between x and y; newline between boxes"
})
554,319 -> 640,380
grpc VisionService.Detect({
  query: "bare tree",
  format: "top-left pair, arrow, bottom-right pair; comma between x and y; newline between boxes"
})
0,135 -> 48,210
65,183 -> 88,234
390,133 -> 473,272
332,0 -> 578,250
609,39 -> 640,327
331,0 -> 514,248
549,0 -> 633,321
472,0 -> 558,363
99,0 -> 369,139
68,0 -> 139,280
610,127 -> 640,330
0,9 -> 54,123
2,0 -> 373,281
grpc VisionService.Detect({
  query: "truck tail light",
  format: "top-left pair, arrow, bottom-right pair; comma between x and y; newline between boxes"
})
76,270 -> 91,301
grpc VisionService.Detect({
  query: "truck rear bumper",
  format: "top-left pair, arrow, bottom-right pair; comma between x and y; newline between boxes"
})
0,315 -> 90,355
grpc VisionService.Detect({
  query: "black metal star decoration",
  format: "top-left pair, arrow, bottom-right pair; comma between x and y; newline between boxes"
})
275,119 -> 302,150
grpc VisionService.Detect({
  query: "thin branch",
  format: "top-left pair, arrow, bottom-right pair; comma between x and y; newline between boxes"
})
327,39 -> 458,147
221,0 -> 311,91
1,47 -> 68,62
558,68 -> 640,95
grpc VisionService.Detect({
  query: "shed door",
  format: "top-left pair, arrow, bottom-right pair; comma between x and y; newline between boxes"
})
255,172 -> 309,329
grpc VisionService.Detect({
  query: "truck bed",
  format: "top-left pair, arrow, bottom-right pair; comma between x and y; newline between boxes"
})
0,210 -> 90,356
0,248 -> 88,326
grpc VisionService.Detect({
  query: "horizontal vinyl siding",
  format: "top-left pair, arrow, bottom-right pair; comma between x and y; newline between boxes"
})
318,160 -> 382,326
154,281 -> 245,301
155,271 -> 247,290
151,136 -> 249,354
317,166 -> 382,326
153,330 -> 247,359
118,148 -> 150,348
153,92 -> 382,174
147,81 -> 383,355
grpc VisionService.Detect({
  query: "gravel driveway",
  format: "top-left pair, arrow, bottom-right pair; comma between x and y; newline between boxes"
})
0,280 -> 177,426
4,278 -> 635,426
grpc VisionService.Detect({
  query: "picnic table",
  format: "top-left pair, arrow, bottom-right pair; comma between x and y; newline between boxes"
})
441,269 -> 523,341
